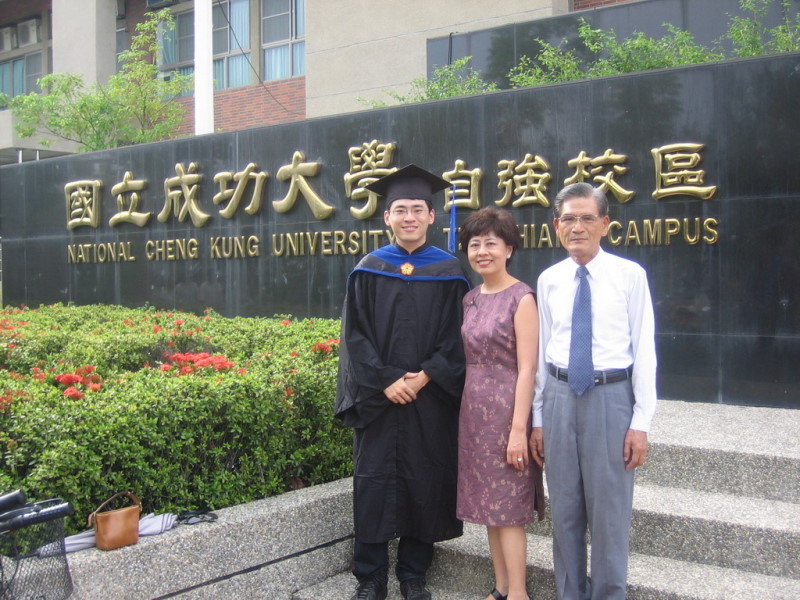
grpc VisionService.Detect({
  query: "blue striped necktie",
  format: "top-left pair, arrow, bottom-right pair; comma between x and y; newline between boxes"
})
568,265 -> 594,395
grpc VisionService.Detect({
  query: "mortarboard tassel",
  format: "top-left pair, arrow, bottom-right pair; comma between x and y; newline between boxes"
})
448,182 -> 457,253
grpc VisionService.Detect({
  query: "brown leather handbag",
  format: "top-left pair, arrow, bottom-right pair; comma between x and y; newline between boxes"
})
87,491 -> 142,550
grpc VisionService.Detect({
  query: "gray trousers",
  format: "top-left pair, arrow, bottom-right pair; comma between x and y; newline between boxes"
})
542,375 -> 636,600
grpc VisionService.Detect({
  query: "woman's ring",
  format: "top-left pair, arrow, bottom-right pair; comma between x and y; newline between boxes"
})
516,457 -> 523,462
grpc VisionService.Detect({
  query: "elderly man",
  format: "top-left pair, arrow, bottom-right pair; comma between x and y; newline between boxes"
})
530,182 -> 657,600
336,164 -> 470,600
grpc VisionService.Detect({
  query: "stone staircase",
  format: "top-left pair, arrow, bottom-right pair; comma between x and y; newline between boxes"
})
296,399 -> 800,600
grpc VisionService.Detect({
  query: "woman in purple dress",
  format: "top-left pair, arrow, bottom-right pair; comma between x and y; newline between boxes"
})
457,207 -> 545,600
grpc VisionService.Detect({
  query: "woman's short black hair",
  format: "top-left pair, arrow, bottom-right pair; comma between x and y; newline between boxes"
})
458,206 -> 520,261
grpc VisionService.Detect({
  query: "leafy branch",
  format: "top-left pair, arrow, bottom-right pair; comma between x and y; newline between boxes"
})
509,0 -> 800,89
359,56 -> 498,108
0,9 -> 192,152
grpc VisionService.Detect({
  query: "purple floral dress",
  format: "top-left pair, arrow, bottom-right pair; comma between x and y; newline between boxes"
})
457,281 -> 545,526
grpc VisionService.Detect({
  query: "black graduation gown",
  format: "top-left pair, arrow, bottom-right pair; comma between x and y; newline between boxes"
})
335,244 -> 470,544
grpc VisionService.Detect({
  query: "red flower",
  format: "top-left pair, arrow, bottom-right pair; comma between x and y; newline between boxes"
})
55,373 -> 82,385
88,383 -> 102,392
174,319 -> 184,326
160,364 -> 172,372
153,325 -> 163,333
281,320 -> 291,326
285,387 -> 294,397
290,351 -> 299,357
237,368 -> 247,375
63,386 -> 84,400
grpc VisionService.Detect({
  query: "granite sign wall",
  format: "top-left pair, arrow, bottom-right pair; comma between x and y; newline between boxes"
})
1,53 -> 798,408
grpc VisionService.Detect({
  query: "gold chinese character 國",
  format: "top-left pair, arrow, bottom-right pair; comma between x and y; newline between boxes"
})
651,143 -> 717,200
65,180 -> 103,230
443,160 -> 482,210
496,154 -> 551,208
273,151 -> 334,220
565,149 -> 634,203
214,163 -> 269,218
109,171 -> 151,227
343,140 -> 398,219
158,162 -> 210,227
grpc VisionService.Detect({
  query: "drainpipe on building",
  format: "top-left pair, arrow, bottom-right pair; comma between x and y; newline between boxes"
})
194,0 -> 214,135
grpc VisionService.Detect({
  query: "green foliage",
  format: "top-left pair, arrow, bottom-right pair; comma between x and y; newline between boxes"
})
360,56 -> 498,108
726,0 -> 800,56
0,304 -> 350,534
509,19 -> 723,88
509,0 -> 799,89
0,9 -> 192,152
508,46 -> 585,87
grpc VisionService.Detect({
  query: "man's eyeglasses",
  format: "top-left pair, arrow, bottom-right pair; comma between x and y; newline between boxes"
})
558,214 -> 602,226
389,207 -> 429,217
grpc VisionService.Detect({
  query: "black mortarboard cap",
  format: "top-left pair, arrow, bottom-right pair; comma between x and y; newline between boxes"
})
365,164 -> 450,207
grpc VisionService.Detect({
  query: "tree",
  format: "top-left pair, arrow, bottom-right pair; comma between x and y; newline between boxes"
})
725,0 -> 800,56
359,57 -> 499,108
508,0 -> 799,89
0,9 -> 193,152
508,19 -> 723,88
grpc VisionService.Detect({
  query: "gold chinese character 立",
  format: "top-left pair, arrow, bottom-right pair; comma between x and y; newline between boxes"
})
110,171 -> 151,227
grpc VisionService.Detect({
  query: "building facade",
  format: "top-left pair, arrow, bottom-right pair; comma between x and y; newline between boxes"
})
0,0 -> 639,164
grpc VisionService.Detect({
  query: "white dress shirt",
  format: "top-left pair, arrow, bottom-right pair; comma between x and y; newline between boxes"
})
533,248 -> 657,432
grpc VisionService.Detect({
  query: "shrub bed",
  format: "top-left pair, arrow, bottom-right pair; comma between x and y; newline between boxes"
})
0,304 -> 351,534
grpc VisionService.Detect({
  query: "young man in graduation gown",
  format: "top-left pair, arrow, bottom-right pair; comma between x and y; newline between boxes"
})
335,164 -> 471,600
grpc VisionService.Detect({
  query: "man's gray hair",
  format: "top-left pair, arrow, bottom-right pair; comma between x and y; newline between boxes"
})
553,182 -> 609,218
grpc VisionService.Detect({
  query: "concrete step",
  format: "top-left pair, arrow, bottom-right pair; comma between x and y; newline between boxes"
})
427,523 -> 800,600
525,479 -> 800,580
293,571 -> 475,600
641,400 -> 800,502
631,483 -> 800,579
294,400 -> 800,600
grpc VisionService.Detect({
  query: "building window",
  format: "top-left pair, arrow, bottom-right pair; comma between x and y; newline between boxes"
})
213,0 -> 251,89
159,0 -> 250,90
261,0 -> 304,81
0,52 -> 42,97
116,26 -> 126,72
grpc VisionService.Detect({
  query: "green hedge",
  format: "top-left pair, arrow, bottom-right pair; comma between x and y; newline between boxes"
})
0,304 -> 352,534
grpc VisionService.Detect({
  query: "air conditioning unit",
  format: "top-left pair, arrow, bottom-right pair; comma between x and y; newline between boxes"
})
0,27 -> 16,52
146,0 -> 176,9
17,19 -> 40,47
